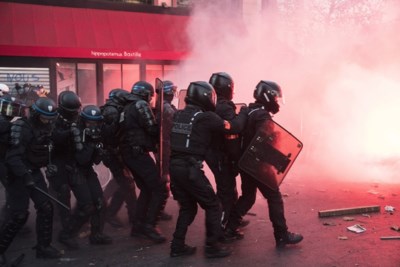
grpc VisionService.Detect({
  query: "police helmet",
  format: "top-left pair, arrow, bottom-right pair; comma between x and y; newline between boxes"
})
30,97 -> 58,120
0,83 -> 10,97
209,72 -> 234,100
162,80 -> 177,96
253,80 -> 283,114
108,88 -> 128,105
58,91 -> 81,121
131,81 -> 154,102
185,81 -> 216,112
80,105 -> 103,140
80,105 -> 104,121
0,95 -> 26,118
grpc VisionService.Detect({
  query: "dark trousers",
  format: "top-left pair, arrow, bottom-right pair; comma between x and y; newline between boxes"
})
227,171 -> 288,239
170,158 -> 222,246
102,150 -> 136,222
205,150 -> 238,225
121,148 -> 167,227
0,169 -> 54,254
47,158 -> 96,231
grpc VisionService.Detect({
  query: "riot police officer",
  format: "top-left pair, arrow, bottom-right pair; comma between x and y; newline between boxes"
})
0,95 -> 26,229
58,105 -> 112,247
0,97 -> 61,262
205,72 -> 246,235
101,88 -> 137,228
225,80 -> 303,248
119,81 -> 168,243
49,91 -> 90,249
169,81 -> 248,258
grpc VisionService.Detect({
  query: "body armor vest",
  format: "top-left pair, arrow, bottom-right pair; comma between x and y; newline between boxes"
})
170,108 -> 204,156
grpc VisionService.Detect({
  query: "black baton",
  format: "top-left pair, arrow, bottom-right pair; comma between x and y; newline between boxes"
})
33,186 -> 70,211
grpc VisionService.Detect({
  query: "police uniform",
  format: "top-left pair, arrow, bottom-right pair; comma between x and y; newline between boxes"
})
225,81 -> 303,248
101,91 -> 137,226
169,81 -> 248,258
119,81 -> 168,243
0,97 -> 61,260
58,105 -> 112,247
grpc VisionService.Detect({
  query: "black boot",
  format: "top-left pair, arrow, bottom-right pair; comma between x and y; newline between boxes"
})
58,231 -> 79,250
220,228 -> 244,243
204,243 -> 232,258
275,231 -> 303,249
89,233 -> 112,245
90,201 -> 112,245
35,245 -> 62,259
170,244 -> 196,257
130,221 -> 144,238
142,224 -> 166,244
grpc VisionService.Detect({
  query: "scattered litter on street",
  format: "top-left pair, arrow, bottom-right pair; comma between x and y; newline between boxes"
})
380,236 -> 400,240
384,205 -> 395,212
338,236 -> 348,240
323,222 -> 336,226
347,224 -> 366,233
390,225 -> 400,232
318,205 -> 380,217
343,216 -> 354,221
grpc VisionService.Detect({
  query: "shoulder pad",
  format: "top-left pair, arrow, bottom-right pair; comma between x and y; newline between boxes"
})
10,119 -> 27,146
135,100 -> 149,109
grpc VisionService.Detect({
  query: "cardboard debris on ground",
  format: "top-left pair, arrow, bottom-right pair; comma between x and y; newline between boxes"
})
323,222 -> 336,226
318,205 -> 380,218
390,225 -> 400,231
347,224 -> 366,233
380,236 -> 400,240
384,205 -> 395,212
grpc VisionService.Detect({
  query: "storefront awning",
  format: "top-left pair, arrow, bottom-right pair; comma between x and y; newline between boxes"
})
0,2 -> 191,60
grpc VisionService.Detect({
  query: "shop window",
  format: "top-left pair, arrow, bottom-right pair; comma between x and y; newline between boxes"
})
77,63 -> 97,106
123,64 -> 140,92
103,64 -> 122,102
56,62 -> 77,96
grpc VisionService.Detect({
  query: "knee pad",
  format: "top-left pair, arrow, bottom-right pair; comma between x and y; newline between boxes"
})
12,211 -> 29,224
78,204 -> 95,217
37,201 -> 53,215
94,198 -> 106,212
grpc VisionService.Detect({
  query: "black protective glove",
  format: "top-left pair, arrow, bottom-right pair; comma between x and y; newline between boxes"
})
71,123 -> 83,151
23,172 -> 34,188
45,164 -> 58,178
238,105 -> 250,116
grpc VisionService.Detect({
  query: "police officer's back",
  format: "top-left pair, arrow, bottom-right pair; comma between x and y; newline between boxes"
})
169,81 -> 248,258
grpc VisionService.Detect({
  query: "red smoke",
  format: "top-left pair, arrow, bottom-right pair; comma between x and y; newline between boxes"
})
169,0 -> 400,184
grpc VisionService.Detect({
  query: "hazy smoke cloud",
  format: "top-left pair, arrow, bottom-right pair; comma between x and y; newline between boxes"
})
170,0 -> 400,183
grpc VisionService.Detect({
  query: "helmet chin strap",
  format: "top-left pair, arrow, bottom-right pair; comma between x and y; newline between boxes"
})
263,92 -> 270,102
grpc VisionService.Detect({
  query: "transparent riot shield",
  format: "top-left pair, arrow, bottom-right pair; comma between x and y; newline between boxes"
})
155,78 -> 164,177
238,119 -> 303,190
